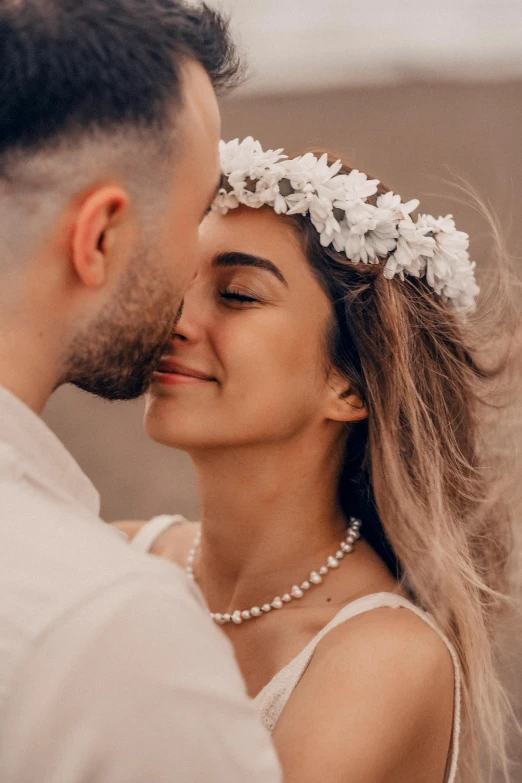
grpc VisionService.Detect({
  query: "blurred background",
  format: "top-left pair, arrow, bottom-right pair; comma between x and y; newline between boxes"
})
43,2 -> 522,771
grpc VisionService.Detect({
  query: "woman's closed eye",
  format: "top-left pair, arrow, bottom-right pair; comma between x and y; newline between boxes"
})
219,288 -> 260,305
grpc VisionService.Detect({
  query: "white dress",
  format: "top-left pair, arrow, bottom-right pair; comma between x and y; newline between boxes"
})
131,515 -> 461,783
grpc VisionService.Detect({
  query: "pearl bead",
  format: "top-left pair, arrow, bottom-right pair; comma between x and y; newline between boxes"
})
185,518 -> 362,626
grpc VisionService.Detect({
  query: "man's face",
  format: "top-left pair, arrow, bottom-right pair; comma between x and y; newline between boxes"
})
156,58 -> 223,316
67,60 -> 222,401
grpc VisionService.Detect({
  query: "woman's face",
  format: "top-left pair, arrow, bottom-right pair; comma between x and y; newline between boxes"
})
145,206 -> 347,451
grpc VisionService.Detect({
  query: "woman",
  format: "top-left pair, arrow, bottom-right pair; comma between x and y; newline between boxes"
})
115,139 -> 518,782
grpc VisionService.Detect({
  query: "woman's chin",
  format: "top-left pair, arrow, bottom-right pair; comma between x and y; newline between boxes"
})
144,419 -> 186,449
143,414 -> 213,452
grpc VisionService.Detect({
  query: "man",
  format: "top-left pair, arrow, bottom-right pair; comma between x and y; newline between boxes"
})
0,2 -> 281,781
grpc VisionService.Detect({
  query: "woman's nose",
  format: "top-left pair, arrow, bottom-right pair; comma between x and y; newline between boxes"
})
172,284 -> 205,344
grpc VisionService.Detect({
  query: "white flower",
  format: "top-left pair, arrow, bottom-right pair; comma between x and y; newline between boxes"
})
344,230 -> 371,264
212,188 -> 240,214
333,170 -> 379,215
415,214 -> 478,309
286,182 -> 317,215
377,192 -> 419,220
284,152 -> 318,190
442,262 -> 480,310
364,214 -> 399,258
219,137 -> 285,179
284,153 -> 342,192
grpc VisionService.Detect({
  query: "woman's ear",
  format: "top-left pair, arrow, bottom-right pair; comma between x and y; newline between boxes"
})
70,185 -> 129,288
324,372 -> 367,424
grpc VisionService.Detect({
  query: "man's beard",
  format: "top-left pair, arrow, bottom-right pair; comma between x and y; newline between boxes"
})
61,245 -> 182,401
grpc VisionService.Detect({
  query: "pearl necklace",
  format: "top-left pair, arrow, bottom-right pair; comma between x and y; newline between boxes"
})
185,517 -> 361,625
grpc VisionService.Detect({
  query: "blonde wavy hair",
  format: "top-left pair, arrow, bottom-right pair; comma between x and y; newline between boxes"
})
283,154 -> 522,782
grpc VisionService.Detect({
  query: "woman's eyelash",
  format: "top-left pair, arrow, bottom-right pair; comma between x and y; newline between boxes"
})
219,290 -> 259,303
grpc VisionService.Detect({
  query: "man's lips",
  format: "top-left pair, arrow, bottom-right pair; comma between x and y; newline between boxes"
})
154,359 -> 216,382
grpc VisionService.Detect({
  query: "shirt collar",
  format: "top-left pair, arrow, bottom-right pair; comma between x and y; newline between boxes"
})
0,385 -> 100,516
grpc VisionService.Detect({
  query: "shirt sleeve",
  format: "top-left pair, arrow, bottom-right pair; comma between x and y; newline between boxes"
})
0,572 -> 282,783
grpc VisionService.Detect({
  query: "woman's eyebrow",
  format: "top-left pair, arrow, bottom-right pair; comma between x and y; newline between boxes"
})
212,251 -> 288,286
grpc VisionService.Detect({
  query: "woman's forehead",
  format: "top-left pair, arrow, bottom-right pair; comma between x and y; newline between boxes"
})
200,207 -> 305,271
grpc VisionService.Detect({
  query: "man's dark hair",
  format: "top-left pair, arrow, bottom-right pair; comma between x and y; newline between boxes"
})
0,0 -> 242,157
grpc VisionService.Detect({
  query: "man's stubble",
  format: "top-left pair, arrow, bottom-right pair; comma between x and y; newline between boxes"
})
62,240 -> 182,401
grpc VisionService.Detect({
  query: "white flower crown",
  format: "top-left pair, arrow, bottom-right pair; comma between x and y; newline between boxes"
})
213,137 -> 480,312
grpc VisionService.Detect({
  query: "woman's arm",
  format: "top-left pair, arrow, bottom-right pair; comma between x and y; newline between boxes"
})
273,606 -> 455,783
110,521 -> 146,541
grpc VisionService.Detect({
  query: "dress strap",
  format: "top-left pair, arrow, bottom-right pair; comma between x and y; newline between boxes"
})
129,514 -> 188,553
254,591 -> 461,783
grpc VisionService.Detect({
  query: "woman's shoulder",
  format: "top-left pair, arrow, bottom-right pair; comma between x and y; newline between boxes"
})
111,518 -> 200,564
312,604 -> 456,734
274,601 -> 455,782
315,600 -> 455,689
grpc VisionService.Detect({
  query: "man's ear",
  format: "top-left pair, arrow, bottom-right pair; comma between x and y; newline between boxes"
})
71,186 -> 129,288
325,372 -> 368,424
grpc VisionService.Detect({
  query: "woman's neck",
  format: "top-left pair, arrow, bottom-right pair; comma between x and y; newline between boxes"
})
189,433 -> 349,615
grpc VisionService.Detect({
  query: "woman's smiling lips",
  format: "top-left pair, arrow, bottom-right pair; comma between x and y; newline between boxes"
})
153,359 -> 217,386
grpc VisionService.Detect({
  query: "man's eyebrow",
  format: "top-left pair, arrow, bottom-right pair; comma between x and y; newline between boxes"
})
212,251 -> 288,286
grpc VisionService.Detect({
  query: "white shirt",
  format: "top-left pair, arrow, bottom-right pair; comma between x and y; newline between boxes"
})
0,386 -> 281,783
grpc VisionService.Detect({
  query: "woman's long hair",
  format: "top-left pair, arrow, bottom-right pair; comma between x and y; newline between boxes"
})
284,155 -> 521,782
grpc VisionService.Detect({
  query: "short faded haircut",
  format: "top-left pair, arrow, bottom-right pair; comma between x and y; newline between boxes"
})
0,0 -> 240,158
